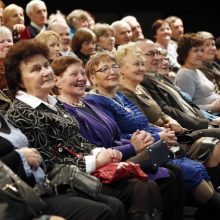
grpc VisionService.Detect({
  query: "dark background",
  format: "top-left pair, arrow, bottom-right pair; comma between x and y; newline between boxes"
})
4,0 -> 220,39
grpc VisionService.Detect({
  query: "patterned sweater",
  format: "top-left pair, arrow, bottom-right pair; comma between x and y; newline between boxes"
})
86,92 -> 161,142
6,99 -> 96,171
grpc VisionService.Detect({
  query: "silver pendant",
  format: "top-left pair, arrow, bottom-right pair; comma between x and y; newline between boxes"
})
125,107 -> 133,113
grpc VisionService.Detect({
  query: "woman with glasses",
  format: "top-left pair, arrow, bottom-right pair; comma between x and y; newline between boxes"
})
85,47 -> 220,220
51,53 -> 187,220
86,51 -> 175,143
5,39 -> 162,220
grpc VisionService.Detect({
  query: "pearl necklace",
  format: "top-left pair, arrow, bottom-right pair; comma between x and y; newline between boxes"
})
71,100 -> 85,108
58,97 -> 85,108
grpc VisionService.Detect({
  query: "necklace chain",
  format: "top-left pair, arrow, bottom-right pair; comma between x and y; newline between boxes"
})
91,89 -> 133,114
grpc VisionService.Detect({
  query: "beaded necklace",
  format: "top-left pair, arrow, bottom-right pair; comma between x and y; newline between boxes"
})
58,97 -> 85,108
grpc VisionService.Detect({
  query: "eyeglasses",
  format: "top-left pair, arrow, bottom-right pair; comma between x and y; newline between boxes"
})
144,50 -> 164,56
96,64 -> 120,74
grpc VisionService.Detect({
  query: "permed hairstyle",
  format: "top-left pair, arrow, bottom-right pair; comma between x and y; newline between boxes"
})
177,33 -> 204,65
114,42 -> 143,65
85,51 -> 117,87
4,39 -> 49,98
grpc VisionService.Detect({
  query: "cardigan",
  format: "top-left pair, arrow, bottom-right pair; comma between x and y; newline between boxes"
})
62,98 -> 136,160
80,97 -> 169,179
86,91 -> 161,142
117,84 -> 170,127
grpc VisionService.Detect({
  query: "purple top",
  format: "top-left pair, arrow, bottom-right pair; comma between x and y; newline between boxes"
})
62,98 -> 169,179
86,92 -> 161,141
62,98 -> 136,160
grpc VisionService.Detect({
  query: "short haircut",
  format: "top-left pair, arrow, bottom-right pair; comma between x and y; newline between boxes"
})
51,55 -> 82,77
3,4 -> 24,28
71,27 -> 96,53
4,39 -> 49,98
177,33 -> 204,65
51,55 -> 83,95
197,31 -> 214,40
85,51 -> 117,87
26,0 -> 46,17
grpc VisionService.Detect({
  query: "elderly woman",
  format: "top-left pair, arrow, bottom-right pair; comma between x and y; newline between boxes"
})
152,19 -> 180,72
35,30 -> 60,62
0,112 -> 124,220
0,26 -> 13,110
93,23 -> 115,52
4,39 -> 162,220
85,50 -> 220,220
52,55 -> 154,160
116,41 -> 220,180
197,31 -> 220,94
71,27 -> 96,64
86,51 -> 175,143
66,9 -> 95,38
116,43 -> 185,131
0,113 -> 118,220
51,55 -> 187,220
175,33 -> 220,114
2,4 -> 31,42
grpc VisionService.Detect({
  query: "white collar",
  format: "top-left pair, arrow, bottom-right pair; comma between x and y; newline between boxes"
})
30,21 -> 46,32
16,91 -> 57,110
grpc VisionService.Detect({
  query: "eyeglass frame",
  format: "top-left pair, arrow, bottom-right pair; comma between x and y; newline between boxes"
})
144,49 -> 166,57
95,64 -> 120,74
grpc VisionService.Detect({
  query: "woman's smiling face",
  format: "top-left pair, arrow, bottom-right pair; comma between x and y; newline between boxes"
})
19,54 -> 54,98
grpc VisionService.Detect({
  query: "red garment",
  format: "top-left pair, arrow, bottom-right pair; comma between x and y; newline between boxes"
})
19,27 -> 31,40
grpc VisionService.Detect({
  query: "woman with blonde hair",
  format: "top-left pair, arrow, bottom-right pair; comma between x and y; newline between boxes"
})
35,30 -> 60,62
2,4 -> 31,42
85,47 -> 220,220
5,39 -> 162,220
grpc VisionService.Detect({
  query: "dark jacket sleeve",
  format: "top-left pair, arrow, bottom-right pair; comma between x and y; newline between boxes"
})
0,150 -> 35,186
141,76 -> 209,130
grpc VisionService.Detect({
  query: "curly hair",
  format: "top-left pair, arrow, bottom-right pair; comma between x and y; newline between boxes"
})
85,51 -> 117,87
4,39 -> 49,98
177,33 -> 204,65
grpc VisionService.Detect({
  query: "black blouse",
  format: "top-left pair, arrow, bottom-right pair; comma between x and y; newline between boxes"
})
6,99 -> 97,171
